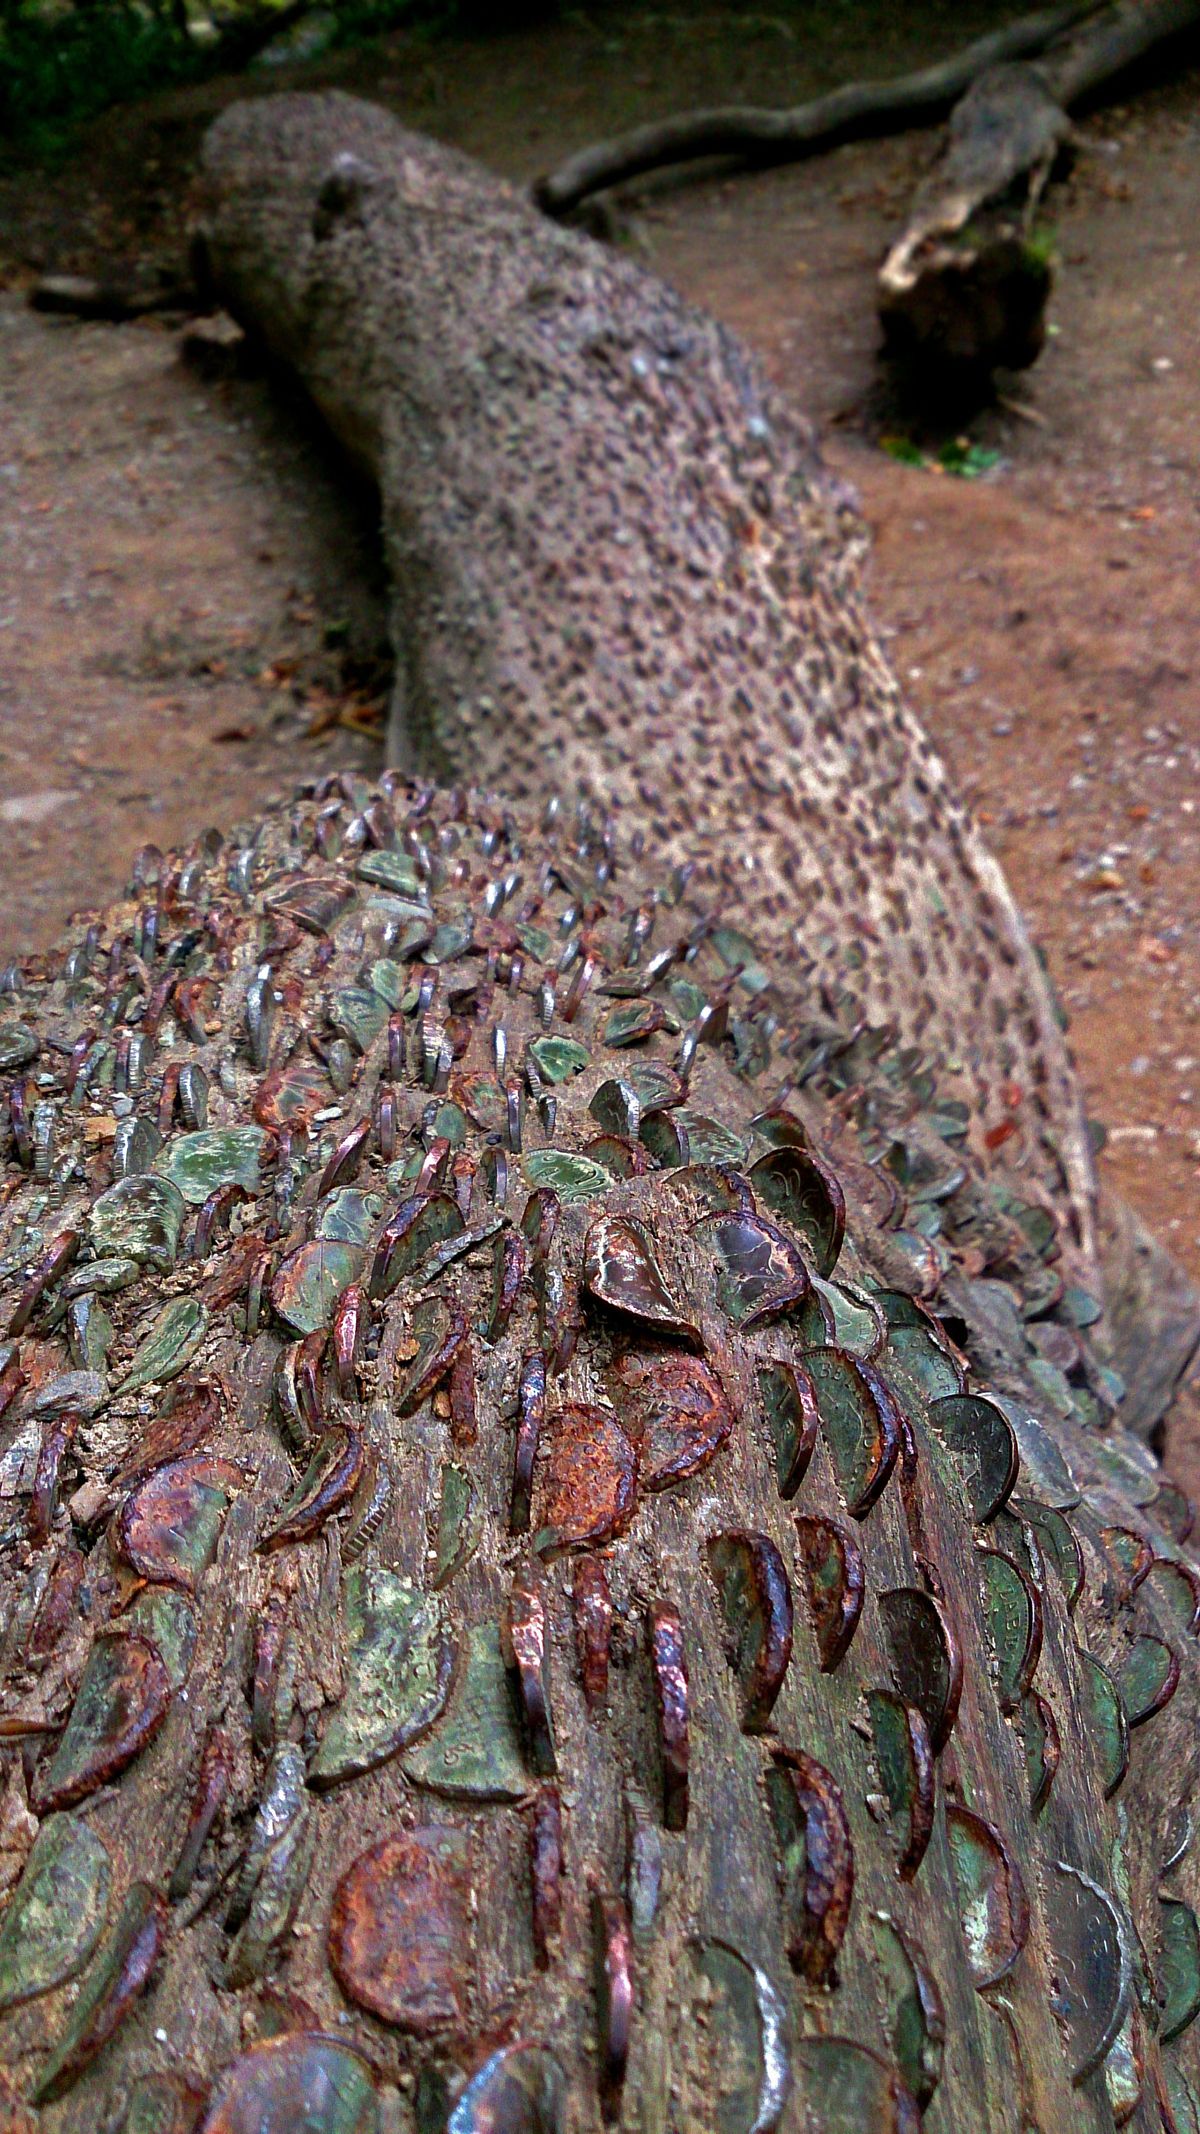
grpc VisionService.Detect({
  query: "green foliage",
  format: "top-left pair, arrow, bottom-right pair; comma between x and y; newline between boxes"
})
0,4 -> 197,158
1021,221 -> 1058,270
879,433 -> 925,467
0,0 -> 561,159
880,433 -> 1003,480
936,437 -> 1001,478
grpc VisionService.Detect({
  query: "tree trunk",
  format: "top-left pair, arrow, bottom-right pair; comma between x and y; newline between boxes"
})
0,769 -> 1199,2131
193,91 -> 1103,1300
193,92 -> 1200,1438
1,90 -> 1199,2134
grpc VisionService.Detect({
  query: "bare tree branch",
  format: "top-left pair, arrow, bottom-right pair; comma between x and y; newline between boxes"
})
1045,0 -> 1200,96
532,4 -> 1099,218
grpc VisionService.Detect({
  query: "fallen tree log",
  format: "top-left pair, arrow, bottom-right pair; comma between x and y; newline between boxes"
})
196,92 -> 1098,1265
4,96 -> 1200,2128
878,0 -> 1200,381
533,4 -> 1095,218
194,93 -> 1200,1424
876,63 -> 1070,381
533,0 -> 1200,388
5,756 -> 1200,2130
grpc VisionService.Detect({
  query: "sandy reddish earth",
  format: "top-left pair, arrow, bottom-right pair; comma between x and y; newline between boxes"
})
0,8 -> 1197,1308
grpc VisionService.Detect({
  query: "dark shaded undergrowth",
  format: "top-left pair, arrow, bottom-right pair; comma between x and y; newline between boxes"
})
0,0 -> 559,158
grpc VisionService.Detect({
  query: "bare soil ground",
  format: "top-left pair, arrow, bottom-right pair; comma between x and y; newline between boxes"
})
1,5 -> 1198,1303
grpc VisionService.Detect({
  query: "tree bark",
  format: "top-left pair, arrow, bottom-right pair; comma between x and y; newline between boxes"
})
192,95 -> 1200,1424
2,769 -> 1200,2131
2,94 -> 1200,2133
194,91 -> 1103,1291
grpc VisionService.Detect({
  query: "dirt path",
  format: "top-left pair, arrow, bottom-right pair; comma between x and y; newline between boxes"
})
1,6 -> 1198,1300
0,299 -> 384,949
